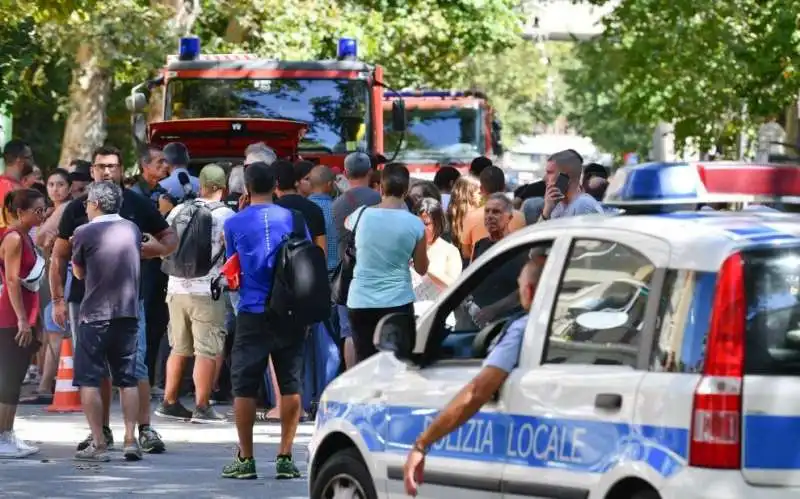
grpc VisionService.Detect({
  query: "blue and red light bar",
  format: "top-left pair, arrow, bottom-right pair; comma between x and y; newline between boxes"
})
604,162 -> 800,206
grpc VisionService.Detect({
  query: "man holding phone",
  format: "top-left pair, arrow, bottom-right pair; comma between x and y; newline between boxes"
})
539,149 -> 603,221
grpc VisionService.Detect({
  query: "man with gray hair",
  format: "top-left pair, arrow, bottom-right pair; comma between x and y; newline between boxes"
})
71,181 -> 144,462
540,149 -> 603,221
244,142 -> 277,166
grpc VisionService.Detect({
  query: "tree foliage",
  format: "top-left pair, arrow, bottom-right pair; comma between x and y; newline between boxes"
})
565,0 -> 800,156
0,0 -> 531,167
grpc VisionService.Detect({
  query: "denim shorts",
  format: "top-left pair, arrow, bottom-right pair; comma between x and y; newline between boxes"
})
44,301 -> 69,336
69,300 -> 148,382
73,318 -> 138,388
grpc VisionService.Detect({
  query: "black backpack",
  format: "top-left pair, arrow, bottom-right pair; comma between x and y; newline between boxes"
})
269,210 -> 331,329
162,200 -> 226,279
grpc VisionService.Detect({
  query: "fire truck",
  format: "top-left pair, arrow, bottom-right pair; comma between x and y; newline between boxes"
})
382,90 -> 503,180
126,37 -> 405,172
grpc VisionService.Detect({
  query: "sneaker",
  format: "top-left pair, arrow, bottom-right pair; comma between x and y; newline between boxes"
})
75,443 -> 110,462
275,454 -> 301,480
154,400 -> 192,421
123,441 -> 143,461
221,452 -> 257,479
138,426 -> 165,454
76,426 -> 114,452
0,431 -> 39,459
23,365 -> 40,385
191,405 -> 225,424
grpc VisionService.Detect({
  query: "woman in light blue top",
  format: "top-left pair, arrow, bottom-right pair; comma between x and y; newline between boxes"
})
345,163 -> 429,362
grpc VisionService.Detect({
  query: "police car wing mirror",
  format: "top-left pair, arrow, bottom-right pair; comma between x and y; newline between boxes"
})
391,100 -> 406,132
575,311 -> 629,330
374,312 -> 415,361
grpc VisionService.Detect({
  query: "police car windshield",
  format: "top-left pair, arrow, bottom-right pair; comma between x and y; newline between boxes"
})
383,107 -> 482,163
744,247 -> 800,375
166,78 -> 369,153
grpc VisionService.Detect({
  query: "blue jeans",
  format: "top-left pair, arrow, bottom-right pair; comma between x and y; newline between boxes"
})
337,304 -> 352,339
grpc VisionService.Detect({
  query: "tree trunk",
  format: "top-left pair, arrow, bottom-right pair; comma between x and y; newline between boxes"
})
58,43 -> 112,166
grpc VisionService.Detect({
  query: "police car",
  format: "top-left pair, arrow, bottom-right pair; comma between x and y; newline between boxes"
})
309,161 -> 800,499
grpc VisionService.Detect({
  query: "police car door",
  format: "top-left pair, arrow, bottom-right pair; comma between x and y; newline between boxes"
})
382,238 -> 558,499
500,229 -> 670,498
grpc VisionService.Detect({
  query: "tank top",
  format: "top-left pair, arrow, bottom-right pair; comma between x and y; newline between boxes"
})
0,228 -> 40,328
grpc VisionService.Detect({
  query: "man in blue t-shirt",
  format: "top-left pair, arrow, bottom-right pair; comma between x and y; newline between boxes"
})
221,161 -> 305,481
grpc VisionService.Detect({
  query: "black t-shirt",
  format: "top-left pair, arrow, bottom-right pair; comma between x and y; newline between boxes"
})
472,238 -> 496,263
470,237 -> 526,308
275,193 -> 326,238
59,189 -> 170,304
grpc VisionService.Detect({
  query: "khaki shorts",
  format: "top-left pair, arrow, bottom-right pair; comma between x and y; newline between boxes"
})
166,294 -> 226,358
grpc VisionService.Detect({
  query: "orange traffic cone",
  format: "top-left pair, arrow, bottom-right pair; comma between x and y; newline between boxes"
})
47,338 -> 82,413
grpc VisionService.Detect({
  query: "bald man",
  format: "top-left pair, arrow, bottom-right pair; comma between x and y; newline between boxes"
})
308,165 -> 337,269
540,149 -> 603,221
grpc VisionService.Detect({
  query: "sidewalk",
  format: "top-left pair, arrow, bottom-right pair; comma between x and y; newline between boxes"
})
1,404 -> 312,498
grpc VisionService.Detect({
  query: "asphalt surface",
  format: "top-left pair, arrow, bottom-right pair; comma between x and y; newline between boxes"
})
1,403 -> 312,498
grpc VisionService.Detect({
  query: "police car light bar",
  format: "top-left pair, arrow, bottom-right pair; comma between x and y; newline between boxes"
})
167,53 -> 259,63
604,162 -> 800,206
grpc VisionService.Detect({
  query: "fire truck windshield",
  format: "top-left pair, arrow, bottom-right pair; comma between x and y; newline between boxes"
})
166,78 -> 369,153
383,106 -> 483,163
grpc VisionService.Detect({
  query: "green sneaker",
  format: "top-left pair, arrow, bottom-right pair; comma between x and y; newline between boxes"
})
222,453 -> 257,480
275,454 -> 301,480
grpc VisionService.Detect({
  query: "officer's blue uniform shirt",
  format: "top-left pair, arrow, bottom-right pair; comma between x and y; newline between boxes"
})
159,167 -> 200,200
482,314 -> 528,373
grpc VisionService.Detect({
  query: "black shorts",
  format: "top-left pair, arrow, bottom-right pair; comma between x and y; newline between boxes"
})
231,312 -> 305,398
348,303 -> 415,362
73,318 -> 138,389
0,328 -> 40,404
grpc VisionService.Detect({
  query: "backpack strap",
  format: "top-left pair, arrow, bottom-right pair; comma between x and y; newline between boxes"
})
289,209 -> 307,239
351,206 -> 367,234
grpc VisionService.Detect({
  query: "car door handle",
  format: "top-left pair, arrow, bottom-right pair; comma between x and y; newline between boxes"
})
595,393 -> 623,410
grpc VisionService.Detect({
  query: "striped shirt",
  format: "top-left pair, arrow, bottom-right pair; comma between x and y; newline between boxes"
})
309,193 -> 339,271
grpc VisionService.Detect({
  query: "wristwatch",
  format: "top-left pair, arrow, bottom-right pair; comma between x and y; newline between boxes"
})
412,441 -> 429,455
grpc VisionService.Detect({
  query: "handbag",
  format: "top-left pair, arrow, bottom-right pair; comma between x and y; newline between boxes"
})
330,206 -> 367,305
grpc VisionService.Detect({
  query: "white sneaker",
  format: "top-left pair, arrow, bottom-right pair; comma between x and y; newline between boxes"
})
23,365 -> 40,385
0,431 -> 39,458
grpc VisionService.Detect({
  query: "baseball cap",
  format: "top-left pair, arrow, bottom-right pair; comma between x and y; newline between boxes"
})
344,152 -> 371,177
164,142 -> 190,167
199,164 -> 227,189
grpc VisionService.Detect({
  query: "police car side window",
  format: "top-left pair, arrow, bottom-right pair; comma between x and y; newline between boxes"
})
543,239 -> 655,367
649,269 -> 716,373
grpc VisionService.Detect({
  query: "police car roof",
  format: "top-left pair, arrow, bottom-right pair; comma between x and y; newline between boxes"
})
165,59 -> 373,73
496,210 -> 800,272
604,161 -> 800,206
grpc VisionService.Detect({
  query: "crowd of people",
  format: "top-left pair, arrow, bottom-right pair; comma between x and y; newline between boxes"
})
0,137 -> 608,481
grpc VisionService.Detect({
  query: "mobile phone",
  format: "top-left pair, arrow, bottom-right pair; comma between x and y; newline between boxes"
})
554,173 -> 570,195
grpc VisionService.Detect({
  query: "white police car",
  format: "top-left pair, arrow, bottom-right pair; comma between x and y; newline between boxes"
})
309,161 -> 800,499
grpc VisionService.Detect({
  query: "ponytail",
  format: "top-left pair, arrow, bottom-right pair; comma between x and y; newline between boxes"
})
2,190 -> 18,226
1,188 -> 45,226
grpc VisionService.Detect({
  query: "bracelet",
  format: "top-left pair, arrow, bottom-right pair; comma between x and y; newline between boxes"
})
412,441 -> 429,455
52,297 -> 64,303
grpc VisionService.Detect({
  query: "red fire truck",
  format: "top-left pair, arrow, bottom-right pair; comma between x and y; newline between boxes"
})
382,90 -> 503,180
126,37 -> 405,172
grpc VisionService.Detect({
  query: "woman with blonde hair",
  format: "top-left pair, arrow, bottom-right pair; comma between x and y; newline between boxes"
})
447,175 -> 482,263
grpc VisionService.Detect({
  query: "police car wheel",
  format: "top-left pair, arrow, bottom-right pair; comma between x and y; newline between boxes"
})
310,448 -> 377,499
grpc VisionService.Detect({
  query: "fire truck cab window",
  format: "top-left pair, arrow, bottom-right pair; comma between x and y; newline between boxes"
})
167,78 -> 369,153
383,106 -> 483,163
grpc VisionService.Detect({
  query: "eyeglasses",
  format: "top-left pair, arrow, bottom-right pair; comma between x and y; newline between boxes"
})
31,207 -> 46,216
93,163 -> 121,171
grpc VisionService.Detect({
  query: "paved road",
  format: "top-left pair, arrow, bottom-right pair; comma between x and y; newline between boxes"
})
1,404 -> 312,498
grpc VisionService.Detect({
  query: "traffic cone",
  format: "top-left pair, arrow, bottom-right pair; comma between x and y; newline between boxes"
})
47,338 -> 82,413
